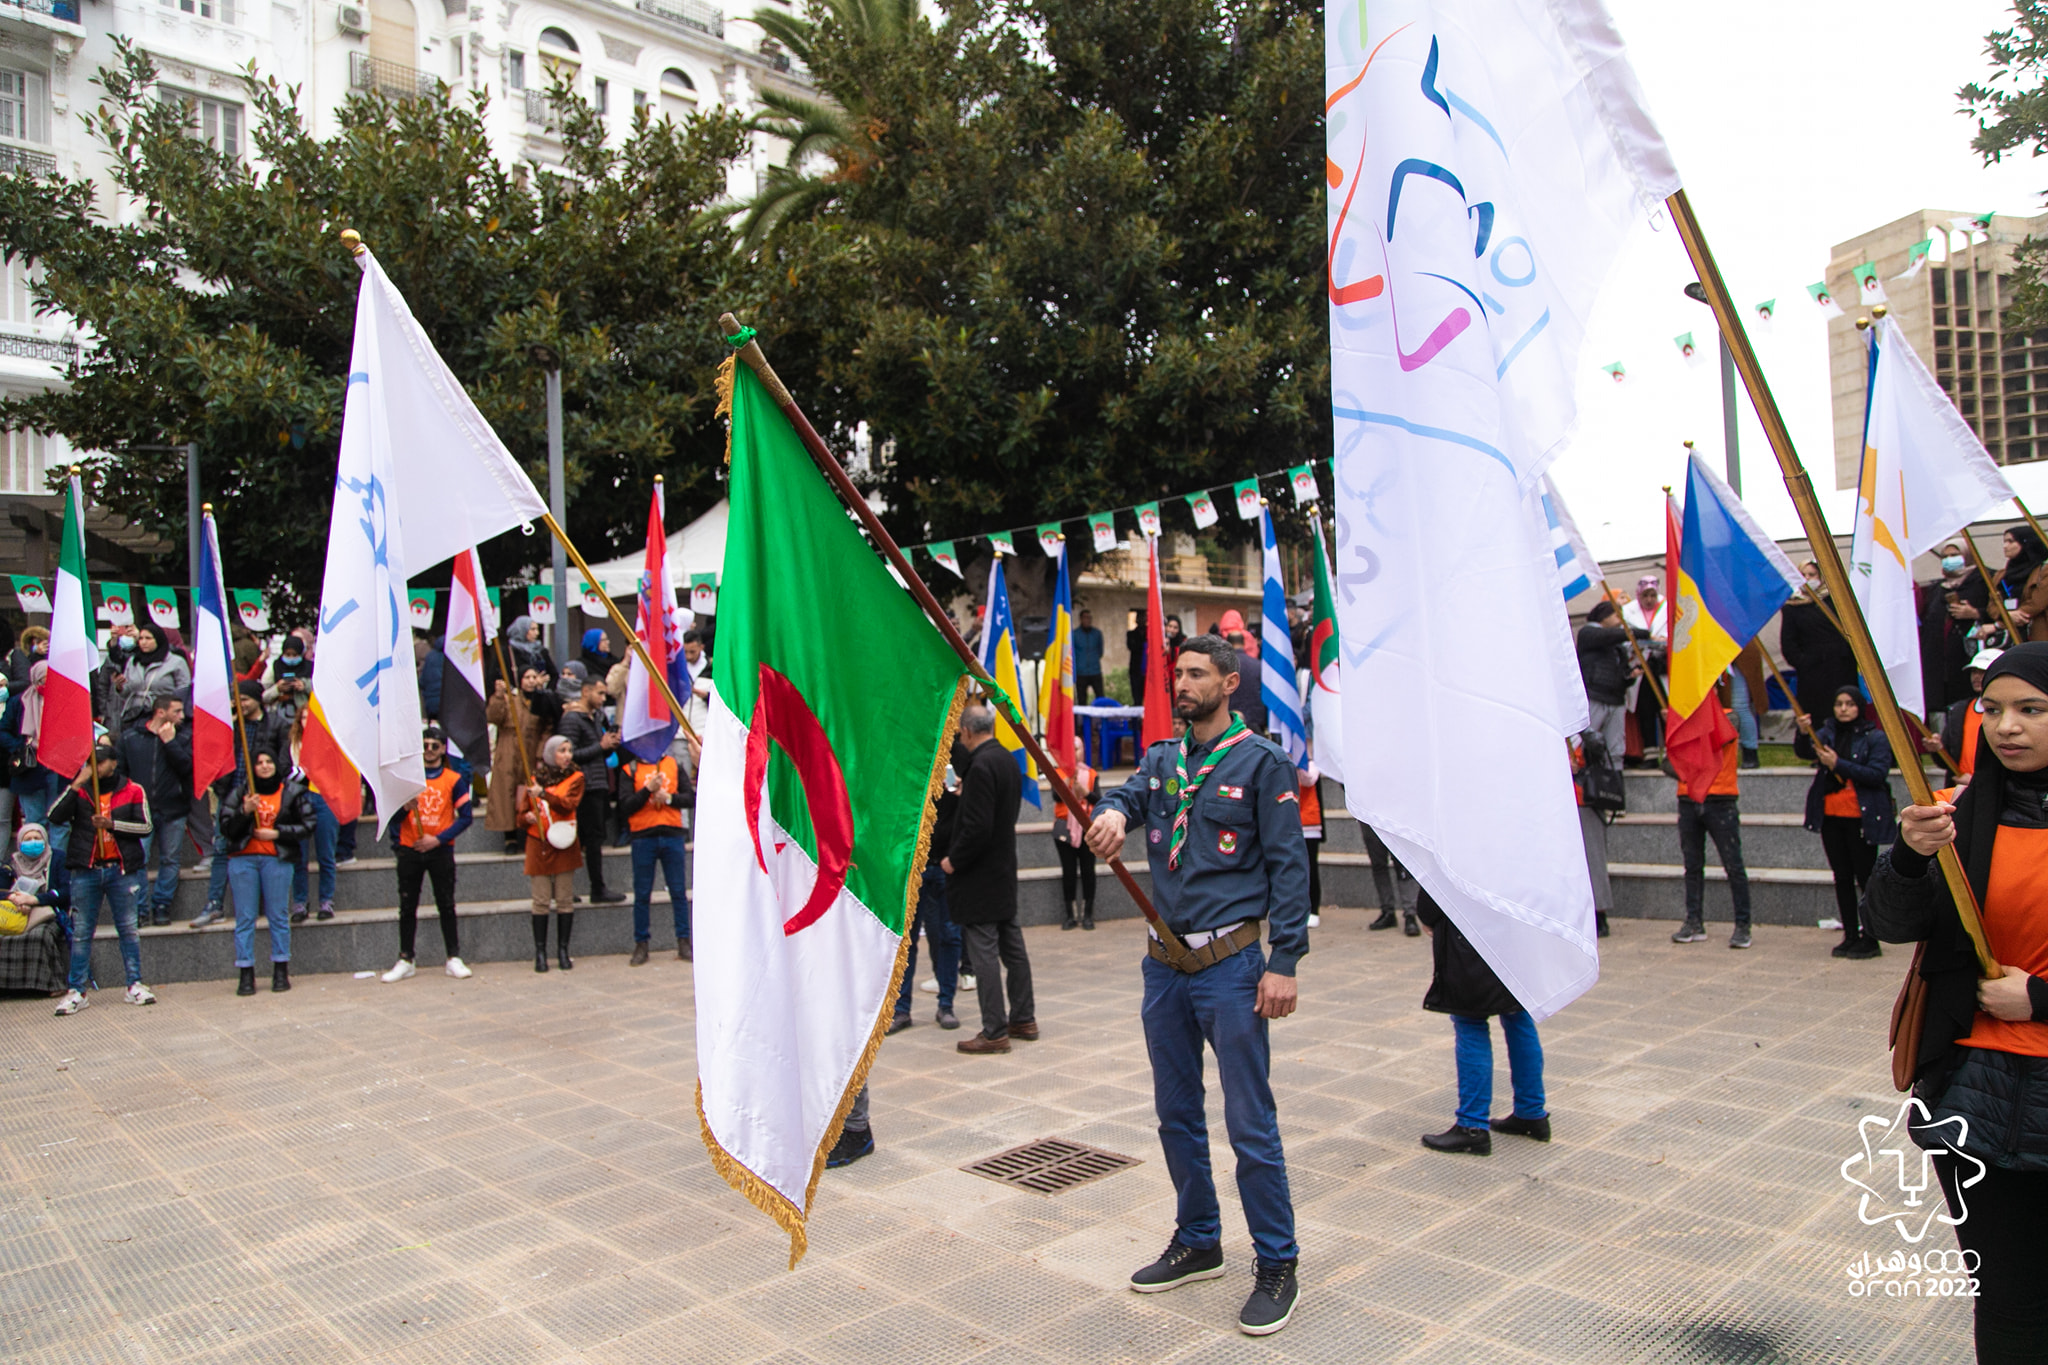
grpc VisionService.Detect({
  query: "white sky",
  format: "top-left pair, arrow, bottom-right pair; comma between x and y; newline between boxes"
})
1551,0 -> 2048,560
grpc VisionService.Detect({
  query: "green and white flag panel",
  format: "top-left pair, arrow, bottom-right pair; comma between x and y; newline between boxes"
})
696,358 -> 969,1267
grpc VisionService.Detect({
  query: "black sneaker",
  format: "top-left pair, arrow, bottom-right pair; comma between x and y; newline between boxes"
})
1843,937 -> 1883,960
1670,921 -> 1707,944
825,1125 -> 873,1168
1129,1239 -> 1225,1293
1728,927 -> 1753,950
1238,1259 -> 1299,1336
591,890 -> 627,905
1366,909 -> 1398,931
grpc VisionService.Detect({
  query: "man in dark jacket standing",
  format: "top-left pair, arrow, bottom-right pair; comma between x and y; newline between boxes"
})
559,673 -> 626,904
1575,601 -> 1635,773
944,702 -> 1031,1054
120,695 -> 193,926
1086,634 -> 1309,1337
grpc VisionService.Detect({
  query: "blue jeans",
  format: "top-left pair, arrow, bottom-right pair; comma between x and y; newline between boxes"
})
1729,669 -> 1759,751
1141,945 -> 1296,1264
897,869 -> 960,1016
228,856 -> 293,966
291,793 -> 339,906
1451,1011 -> 1546,1131
630,829 -> 690,942
205,826 -> 232,910
143,815 -> 187,912
67,864 -> 142,990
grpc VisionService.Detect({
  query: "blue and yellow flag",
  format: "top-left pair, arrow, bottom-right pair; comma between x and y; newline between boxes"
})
1037,549 -> 1074,768
979,558 -> 1042,808
1668,451 -> 1804,719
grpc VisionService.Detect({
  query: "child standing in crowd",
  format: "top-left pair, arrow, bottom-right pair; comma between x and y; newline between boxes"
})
521,735 -> 585,973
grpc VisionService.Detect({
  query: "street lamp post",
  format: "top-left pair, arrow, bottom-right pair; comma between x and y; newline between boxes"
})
1684,281 -> 1741,495
530,346 -> 568,665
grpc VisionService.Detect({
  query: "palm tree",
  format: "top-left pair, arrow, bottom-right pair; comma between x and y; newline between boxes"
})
736,0 -> 918,251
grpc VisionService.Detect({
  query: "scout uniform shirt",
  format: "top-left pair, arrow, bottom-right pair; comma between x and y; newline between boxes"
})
393,764 -> 473,849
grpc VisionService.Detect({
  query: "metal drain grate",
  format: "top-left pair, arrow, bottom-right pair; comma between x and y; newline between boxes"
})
961,1137 -> 1141,1194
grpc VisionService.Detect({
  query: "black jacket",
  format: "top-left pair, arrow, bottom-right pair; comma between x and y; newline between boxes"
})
558,707 -> 616,791
1575,623 -> 1634,706
49,775 -> 153,874
1417,890 -> 1523,1018
1779,598 -> 1858,729
213,708 -> 292,799
1800,719 -> 1896,846
1228,651 -> 1267,735
1919,574 -> 1989,716
119,718 -> 194,823
218,777 -> 317,859
946,737 -> 1022,924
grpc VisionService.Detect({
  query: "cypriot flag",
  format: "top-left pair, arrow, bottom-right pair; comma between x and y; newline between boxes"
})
696,358 -> 970,1265
1851,316 -> 2016,716
1326,0 -> 1677,1018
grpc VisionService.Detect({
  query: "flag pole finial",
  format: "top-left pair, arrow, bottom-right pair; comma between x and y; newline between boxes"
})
69,464 -> 81,476
201,502 -> 213,514
1855,316 -> 1871,331
339,229 -> 365,257
1683,440 -> 1695,451
1872,305 -> 1889,319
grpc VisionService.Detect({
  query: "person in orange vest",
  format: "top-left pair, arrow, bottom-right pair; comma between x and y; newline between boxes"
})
1051,734 -> 1099,931
1939,647 -> 2003,778
520,735 -> 585,972
1799,689 -> 1896,961
619,745 -> 693,965
379,726 -> 474,983
1669,704 -> 1754,949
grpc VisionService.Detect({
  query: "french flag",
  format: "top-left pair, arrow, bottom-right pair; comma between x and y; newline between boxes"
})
621,481 -> 690,762
192,509 -> 237,794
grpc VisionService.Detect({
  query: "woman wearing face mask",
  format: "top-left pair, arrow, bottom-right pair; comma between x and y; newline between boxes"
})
1798,688 -> 1894,960
4,623 -> 47,695
9,661 -> 68,898
1922,542 -> 1992,720
118,626 -> 192,729
1866,642 -> 2048,1362
0,823 -> 65,995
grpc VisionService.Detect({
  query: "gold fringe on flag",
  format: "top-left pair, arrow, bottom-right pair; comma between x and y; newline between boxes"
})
714,352 -> 736,467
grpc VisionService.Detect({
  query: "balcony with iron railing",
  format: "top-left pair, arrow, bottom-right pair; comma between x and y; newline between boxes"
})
0,0 -> 81,24
633,0 -> 721,39
0,140 -> 56,178
349,51 -> 439,101
524,89 -> 553,126
0,329 -> 80,366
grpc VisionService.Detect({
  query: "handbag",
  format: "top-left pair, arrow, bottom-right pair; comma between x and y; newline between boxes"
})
535,789 -> 579,850
1577,733 -> 1627,813
1889,943 -> 1928,1092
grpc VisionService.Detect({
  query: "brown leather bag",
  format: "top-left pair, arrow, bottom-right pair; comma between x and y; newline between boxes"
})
1889,943 -> 1928,1092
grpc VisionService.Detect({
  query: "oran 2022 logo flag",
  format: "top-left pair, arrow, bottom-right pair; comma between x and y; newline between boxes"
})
693,356 -> 970,1266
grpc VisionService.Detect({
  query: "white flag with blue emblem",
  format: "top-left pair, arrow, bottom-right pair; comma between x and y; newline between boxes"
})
315,247 -> 549,819
1259,508 -> 1307,768
1326,0 -> 1678,1019
1539,474 -> 1602,604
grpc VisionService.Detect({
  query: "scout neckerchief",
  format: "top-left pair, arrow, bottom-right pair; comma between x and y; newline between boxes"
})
1169,713 -> 1251,870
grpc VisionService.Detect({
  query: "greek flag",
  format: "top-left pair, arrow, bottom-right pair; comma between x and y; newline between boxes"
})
1539,474 -> 1602,604
1259,508 -> 1307,769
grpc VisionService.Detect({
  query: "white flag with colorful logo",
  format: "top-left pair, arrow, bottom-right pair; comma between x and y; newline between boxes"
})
1232,478 -> 1263,520
1326,0 -> 1675,1018
1136,501 -> 1163,537
1088,511 -> 1117,552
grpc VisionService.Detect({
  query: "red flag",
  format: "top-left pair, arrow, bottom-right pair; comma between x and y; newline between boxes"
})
301,696 -> 363,825
1141,537 -> 1174,747
1659,489 -> 1731,802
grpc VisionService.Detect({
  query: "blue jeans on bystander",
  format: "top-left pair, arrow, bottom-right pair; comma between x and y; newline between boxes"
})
67,864 -> 142,990
1450,1011 -> 1547,1131
228,856 -> 293,967
630,829 -> 690,943
143,816 -> 188,914
896,869 -> 960,1016
290,793 -> 339,906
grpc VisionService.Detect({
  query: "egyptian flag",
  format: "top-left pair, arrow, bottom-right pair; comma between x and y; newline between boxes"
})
440,549 -> 492,774
191,509 -> 238,794
39,472 -> 97,779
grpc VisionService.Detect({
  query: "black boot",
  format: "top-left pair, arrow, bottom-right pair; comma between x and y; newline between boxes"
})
1595,911 -> 1610,939
271,963 -> 291,993
1062,898 -> 1078,931
1367,909 -> 1398,931
237,966 -> 256,997
1403,911 -> 1421,937
1421,1125 -> 1492,1155
1081,898 -> 1095,931
556,913 -> 574,971
532,915 -> 549,972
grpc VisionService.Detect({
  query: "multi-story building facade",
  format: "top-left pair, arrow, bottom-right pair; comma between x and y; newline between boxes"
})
0,0 -> 806,581
1826,209 -> 2048,489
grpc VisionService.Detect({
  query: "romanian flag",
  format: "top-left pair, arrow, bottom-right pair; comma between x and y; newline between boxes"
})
978,559 -> 1041,808
1664,452 -> 1803,800
1037,545 -> 1074,766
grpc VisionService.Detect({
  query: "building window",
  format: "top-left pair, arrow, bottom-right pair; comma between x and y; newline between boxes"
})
593,77 -> 608,114
0,68 -> 48,144
537,27 -> 580,82
162,0 -> 239,23
660,67 -> 695,120
1955,270 -> 1971,305
162,89 -> 243,159
507,51 -> 526,90
633,89 -> 646,109
0,427 -> 46,496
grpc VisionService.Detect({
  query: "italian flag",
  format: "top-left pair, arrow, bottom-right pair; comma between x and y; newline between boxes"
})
40,473 -> 98,779
695,357 -> 969,1265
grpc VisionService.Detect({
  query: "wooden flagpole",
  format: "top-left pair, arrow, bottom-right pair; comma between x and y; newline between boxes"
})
715,312 -> 1183,956
1668,189 -> 1998,976
490,631 -> 534,787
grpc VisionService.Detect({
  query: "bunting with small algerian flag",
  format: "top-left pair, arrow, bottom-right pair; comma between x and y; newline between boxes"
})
695,355 -> 971,1266
40,472 -> 97,779
1664,452 -> 1804,802
191,508 -> 238,795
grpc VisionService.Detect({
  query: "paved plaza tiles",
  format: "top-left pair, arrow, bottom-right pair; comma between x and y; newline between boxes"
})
1,908 -> 1972,1364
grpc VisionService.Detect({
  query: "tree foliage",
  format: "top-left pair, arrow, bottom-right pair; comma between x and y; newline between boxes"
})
0,40 -> 752,621
750,0 -> 1329,597
1963,0 -> 2048,331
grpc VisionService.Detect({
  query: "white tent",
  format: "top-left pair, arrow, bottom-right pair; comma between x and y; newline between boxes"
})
584,497 -> 728,597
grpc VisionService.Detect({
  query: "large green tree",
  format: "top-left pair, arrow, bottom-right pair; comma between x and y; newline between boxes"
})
1964,0 -> 2048,330
0,40 -> 753,620
750,0 -> 1328,598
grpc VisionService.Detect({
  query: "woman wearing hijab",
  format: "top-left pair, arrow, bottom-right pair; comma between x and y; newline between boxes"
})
1799,688 -> 1896,961
218,747 -> 314,996
0,822 -> 65,995
486,666 -> 558,853
519,735 -> 585,973
1997,526 -> 2047,607
10,661 -> 68,896
579,627 -> 619,677
507,615 -> 558,685
1867,642 -> 2048,1362
118,626 -> 192,729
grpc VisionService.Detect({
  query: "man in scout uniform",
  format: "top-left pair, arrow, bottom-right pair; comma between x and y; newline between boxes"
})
1085,634 -> 1310,1337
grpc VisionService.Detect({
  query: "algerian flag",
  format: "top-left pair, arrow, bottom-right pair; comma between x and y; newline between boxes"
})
1854,262 -> 1886,305
408,589 -> 435,628
928,541 -> 963,578
97,582 -> 134,626
1948,211 -> 1993,241
231,589 -> 270,632
696,358 -> 970,1267
1186,490 -> 1219,529
1752,300 -> 1775,331
41,473 -> 98,778
1808,281 -> 1843,318
690,573 -> 718,616
1674,332 -> 1707,368
1308,520 -> 1344,786
1894,239 -> 1932,281
1600,361 -> 1627,384
1088,511 -> 1117,552
1232,478 -> 1263,520
1288,463 -> 1320,505
144,585 -> 180,628
579,582 -> 608,618
9,576 -> 48,613
528,585 -> 556,624
1135,501 -> 1163,537
1035,523 -> 1065,557
988,529 -> 1016,556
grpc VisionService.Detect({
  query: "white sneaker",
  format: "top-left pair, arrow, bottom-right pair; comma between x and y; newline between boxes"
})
919,977 -> 938,993
125,983 -> 156,1006
53,989 -> 87,1016
958,973 -> 977,993
444,957 -> 472,979
380,959 -> 416,983
1307,913 -> 1321,928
